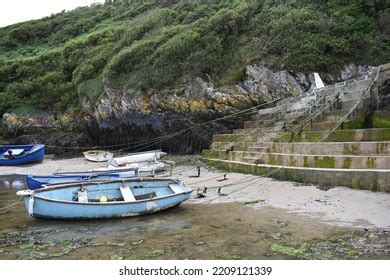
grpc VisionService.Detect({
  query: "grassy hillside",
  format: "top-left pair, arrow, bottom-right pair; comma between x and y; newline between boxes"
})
0,0 -> 389,115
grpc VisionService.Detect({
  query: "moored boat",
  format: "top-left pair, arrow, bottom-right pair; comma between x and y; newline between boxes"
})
54,167 -> 137,176
83,150 -> 113,162
17,178 -> 192,220
110,150 -> 167,167
0,144 -> 45,166
94,162 -> 167,174
26,169 -> 138,190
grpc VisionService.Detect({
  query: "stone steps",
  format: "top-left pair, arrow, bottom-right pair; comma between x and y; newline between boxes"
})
211,141 -> 257,151
212,134 -> 258,142
278,128 -> 390,142
204,158 -> 390,192
243,119 -> 285,129
204,149 -> 389,169
253,81 -> 371,119
302,120 -> 364,131
251,141 -> 390,155
238,152 -> 390,169
214,128 -> 390,145
201,66 -> 390,191
293,109 -> 366,123
233,127 -> 284,135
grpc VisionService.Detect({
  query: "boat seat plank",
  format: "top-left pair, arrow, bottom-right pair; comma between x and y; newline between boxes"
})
120,186 -> 136,202
168,183 -> 183,194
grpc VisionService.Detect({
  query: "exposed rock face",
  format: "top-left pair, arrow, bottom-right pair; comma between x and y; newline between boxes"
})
238,65 -> 314,101
4,63 -> 388,155
378,63 -> 390,110
323,63 -> 374,83
91,65 -> 315,126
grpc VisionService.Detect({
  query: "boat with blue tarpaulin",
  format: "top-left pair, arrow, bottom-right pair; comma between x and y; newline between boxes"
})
0,144 -> 45,166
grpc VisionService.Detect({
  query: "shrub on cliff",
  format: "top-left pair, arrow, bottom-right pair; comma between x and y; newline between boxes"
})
0,0 -> 389,115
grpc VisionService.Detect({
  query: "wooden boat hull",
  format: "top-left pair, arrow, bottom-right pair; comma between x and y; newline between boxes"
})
17,178 -> 192,220
83,150 -> 113,162
0,145 -> 45,166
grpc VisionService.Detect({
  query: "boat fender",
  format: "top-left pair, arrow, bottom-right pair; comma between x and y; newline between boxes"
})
16,190 -> 34,196
28,196 -> 34,217
78,190 -> 88,203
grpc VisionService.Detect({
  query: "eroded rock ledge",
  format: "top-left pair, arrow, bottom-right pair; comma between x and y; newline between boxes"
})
2,64 -> 384,155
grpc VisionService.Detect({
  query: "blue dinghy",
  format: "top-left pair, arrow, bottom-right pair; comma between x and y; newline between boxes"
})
17,178 -> 192,220
0,144 -> 45,166
54,167 -> 137,176
26,169 -> 138,190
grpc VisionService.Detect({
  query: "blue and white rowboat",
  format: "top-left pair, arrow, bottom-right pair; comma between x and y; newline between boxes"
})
17,178 -> 192,220
26,169 -> 138,190
54,168 -> 138,176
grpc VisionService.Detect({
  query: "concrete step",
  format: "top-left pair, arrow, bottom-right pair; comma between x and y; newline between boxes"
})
202,150 -> 230,160
314,109 -> 364,122
210,141 -> 256,151
278,128 -> 390,142
233,127 -> 285,135
212,134 -> 258,143
204,158 -> 390,192
247,146 -> 271,153
244,119 -> 286,129
303,120 -> 364,131
373,110 -> 390,129
253,141 -> 390,156
238,152 -> 390,169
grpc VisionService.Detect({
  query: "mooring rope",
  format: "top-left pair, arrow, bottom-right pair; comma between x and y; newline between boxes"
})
0,196 -> 23,212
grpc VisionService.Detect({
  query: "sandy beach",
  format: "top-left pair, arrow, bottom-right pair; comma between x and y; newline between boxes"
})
2,156 -> 389,230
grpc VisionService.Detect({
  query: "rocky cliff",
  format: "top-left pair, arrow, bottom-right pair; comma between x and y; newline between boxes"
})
2,63 -> 384,155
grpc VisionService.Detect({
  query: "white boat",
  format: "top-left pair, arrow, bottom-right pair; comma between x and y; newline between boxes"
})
110,150 -> 167,167
125,162 -> 168,173
94,162 -> 168,174
83,150 -> 113,162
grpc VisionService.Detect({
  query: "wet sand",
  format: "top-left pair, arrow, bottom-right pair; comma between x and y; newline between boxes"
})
0,156 -> 389,259
2,156 -> 388,230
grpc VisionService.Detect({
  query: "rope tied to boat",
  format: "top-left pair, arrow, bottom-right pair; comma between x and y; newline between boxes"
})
0,196 -> 23,212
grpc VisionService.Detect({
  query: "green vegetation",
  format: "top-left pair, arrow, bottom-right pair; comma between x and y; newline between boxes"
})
303,156 -> 309,167
0,0 -> 389,115
367,157 -> 377,168
314,156 -> 335,168
343,119 -> 364,129
373,116 -> 390,128
243,198 -> 265,205
269,233 -> 371,260
342,157 -> 353,169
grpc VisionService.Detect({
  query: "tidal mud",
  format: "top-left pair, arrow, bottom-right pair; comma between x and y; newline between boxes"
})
0,157 -> 389,260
